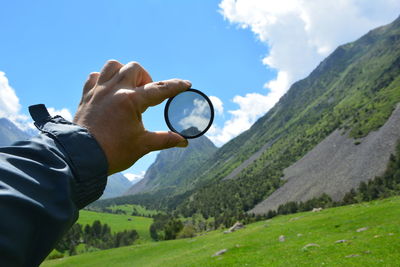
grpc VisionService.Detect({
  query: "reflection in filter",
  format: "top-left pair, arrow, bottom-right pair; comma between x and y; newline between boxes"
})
178,98 -> 210,132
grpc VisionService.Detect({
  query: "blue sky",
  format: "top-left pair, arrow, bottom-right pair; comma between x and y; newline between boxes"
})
1,0 -> 399,181
0,0 -> 271,121
0,0 -> 272,178
0,0 -> 274,178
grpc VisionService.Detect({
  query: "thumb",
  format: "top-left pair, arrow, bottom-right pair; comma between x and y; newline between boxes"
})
142,131 -> 188,153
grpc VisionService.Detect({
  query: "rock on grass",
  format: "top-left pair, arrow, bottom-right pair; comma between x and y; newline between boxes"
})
212,249 -> 228,257
345,254 -> 360,258
302,243 -> 320,250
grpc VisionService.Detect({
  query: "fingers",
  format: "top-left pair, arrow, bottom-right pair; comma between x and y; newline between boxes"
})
97,60 -> 123,84
113,61 -> 153,88
79,72 -> 99,104
83,72 -> 99,94
140,79 -> 191,110
142,131 -> 188,153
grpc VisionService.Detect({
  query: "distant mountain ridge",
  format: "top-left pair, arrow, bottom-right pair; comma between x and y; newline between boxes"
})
124,135 -> 217,196
0,118 -> 31,146
101,173 -> 133,199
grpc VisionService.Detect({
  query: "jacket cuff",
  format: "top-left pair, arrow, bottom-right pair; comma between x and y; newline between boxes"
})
29,104 -> 108,209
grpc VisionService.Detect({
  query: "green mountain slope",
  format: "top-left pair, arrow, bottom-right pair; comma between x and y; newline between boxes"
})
43,196 -> 400,267
198,15 -> 400,184
124,135 -> 217,196
171,15 -> 400,217
91,136 -> 216,211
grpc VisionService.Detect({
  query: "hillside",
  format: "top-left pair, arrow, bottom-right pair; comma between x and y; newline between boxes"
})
101,173 -> 133,199
166,15 -> 400,217
124,135 -> 217,195
251,103 -> 400,213
43,196 -> 400,267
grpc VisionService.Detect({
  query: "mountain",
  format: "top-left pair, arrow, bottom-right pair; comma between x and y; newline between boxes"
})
170,15 -> 400,216
124,135 -> 217,196
92,16 -> 400,217
0,118 -> 31,146
101,173 -> 133,199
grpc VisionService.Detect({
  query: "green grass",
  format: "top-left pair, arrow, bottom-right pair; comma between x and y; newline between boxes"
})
77,210 -> 153,241
108,204 -> 160,217
43,196 -> 400,267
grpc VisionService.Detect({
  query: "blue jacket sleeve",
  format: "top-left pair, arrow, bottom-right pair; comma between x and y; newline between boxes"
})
0,104 -> 109,267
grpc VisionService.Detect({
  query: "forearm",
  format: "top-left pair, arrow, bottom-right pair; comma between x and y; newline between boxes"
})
0,105 -> 108,266
0,58 -> 190,266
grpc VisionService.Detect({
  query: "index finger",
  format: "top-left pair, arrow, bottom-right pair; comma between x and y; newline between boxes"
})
140,79 -> 192,109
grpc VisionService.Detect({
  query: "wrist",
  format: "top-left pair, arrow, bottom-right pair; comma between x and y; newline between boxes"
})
29,104 -> 109,208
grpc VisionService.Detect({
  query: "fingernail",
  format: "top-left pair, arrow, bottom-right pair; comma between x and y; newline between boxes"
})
184,80 -> 192,87
176,139 -> 188,147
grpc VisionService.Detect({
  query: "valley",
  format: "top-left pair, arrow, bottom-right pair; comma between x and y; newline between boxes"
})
94,15 -> 400,225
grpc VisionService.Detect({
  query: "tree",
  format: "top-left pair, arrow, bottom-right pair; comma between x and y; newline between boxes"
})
177,224 -> 196,238
92,220 -> 102,238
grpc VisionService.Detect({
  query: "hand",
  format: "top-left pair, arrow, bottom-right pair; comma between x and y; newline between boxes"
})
74,60 -> 190,175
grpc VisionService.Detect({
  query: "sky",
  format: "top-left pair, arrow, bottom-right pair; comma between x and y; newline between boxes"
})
0,0 -> 399,182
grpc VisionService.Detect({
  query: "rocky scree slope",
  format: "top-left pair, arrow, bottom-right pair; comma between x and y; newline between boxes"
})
251,103 -> 400,214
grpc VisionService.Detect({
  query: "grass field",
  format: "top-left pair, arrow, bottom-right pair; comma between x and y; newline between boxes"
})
77,210 -> 153,241
108,204 -> 160,217
43,196 -> 400,267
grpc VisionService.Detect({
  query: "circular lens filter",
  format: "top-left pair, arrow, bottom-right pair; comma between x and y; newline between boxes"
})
164,89 -> 214,139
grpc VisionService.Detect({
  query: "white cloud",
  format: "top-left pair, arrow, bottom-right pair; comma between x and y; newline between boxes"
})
179,98 -> 210,132
209,96 -> 224,115
124,171 -> 145,185
207,92 -> 274,146
47,107 -> 73,122
210,0 -> 400,145
0,71 -> 20,118
0,71 -> 32,130
0,72 -> 21,117
0,71 -> 73,131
